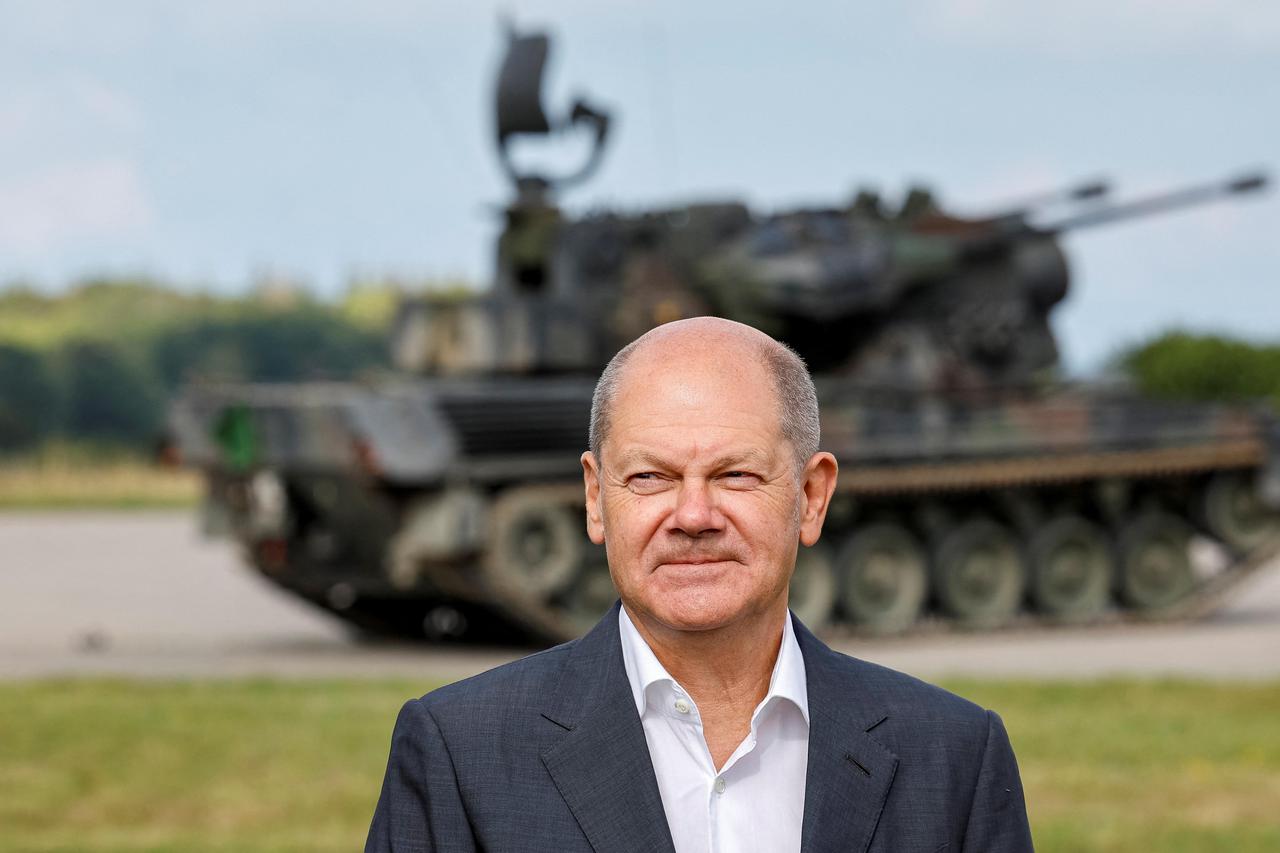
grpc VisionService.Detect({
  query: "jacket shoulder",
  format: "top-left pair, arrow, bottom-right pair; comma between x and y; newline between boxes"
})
814,647 -> 994,751
849,654 -> 984,720
795,615 -> 987,731
415,637 -> 576,721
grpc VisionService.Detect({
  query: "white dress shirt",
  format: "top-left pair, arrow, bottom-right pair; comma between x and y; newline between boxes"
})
618,606 -> 810,853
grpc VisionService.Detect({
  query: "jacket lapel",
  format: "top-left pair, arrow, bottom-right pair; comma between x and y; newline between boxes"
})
796,618 -> 900,853
540,604 -> 677,853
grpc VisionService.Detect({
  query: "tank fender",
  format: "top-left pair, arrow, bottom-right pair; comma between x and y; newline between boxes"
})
386,488 -> 487,589
346,388 -> 459,482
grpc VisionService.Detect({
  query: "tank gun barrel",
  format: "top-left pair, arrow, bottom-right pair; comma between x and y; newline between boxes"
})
983,178 -> 1110,220
1040,171 -> 1268,234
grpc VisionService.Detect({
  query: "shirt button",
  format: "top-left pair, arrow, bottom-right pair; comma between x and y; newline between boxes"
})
674,699 -> 690,714
714,777 -> 726,794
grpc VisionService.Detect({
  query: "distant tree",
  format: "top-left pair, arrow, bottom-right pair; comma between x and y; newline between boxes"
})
53,341 -> 164,446
0,344 -> 59,452
339,282 -> 402,332
1119,331 -> 1280,407
0,277 -> 426,452
149,309 -> 385,388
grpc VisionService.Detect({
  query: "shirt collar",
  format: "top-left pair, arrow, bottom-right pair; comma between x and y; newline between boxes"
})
618,604 -> 810,725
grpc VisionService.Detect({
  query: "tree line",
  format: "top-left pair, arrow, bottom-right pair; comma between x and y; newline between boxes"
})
0,280 -> 398,454
1,279 -> 1276,456
1117,331 -> 1280,409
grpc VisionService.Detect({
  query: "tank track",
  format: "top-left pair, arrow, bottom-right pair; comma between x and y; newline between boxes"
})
402,444 -> 1280,645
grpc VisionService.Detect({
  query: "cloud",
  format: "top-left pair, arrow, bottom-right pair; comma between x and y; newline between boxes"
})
0,74 -> 143,162
0,68 -> 150,258
0,160 -> 154,255
921,0 -> 1280,54
0,1 -> 154,57
64,76 -> 143,133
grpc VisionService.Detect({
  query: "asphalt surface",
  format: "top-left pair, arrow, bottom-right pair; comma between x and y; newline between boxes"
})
3,511 -> 1279,681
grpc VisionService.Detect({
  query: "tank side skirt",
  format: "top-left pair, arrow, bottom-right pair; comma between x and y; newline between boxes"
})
833,440 -> 1265,496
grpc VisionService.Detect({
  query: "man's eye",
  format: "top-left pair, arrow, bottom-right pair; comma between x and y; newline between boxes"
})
627,473 -> 668,494
721,471 -> 762,488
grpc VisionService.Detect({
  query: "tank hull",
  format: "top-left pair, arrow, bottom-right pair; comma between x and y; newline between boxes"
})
170,377 -> 1280,643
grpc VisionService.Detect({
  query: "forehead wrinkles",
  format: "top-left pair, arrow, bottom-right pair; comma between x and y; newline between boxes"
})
604,421 -> 787,485
612,441 -> 773,472
610,386 -> 782,452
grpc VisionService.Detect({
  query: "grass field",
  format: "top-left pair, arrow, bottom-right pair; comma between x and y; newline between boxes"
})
0,453 -> 199,509
2,679 -> 1278,852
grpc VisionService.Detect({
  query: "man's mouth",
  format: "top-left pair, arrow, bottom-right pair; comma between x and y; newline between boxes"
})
656,556 -> 737,568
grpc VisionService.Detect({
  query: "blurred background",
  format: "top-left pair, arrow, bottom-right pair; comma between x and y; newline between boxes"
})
2,2 -> 1279,851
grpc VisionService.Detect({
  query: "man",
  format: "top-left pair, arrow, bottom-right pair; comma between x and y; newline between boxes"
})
367,317 -> 1034,852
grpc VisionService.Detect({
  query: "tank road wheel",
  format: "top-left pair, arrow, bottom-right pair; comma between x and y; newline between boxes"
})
1200,470 -> 1280,554
789,544 -> 838,631
557,546 -> 619,636
1117,511 -> 1195,612
934,518 -> 1025,627
836,523 -> 928,633
1027,515 -> 1113,621
486,491 -> 583,598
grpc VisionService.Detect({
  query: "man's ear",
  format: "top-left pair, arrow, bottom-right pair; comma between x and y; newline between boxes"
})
798,451 -> 838,547
581,451 -> 606,544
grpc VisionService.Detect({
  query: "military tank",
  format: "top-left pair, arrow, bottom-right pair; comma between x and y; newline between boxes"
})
169,28 -> 1280,642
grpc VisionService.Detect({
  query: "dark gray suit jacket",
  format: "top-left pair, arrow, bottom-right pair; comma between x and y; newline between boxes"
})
367,604 -> 1033,852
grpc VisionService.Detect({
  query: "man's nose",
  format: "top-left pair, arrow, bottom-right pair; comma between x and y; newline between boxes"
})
669,478 -> 724,536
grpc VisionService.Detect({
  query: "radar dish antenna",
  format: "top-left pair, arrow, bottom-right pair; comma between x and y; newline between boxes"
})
494,26 -> 611,195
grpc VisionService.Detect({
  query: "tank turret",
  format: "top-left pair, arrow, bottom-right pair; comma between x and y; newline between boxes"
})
695,170 -> 1266,388
392,30 -> 1266,392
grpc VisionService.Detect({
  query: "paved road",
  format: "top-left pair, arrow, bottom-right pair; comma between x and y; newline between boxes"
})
3,511 -> 1278,681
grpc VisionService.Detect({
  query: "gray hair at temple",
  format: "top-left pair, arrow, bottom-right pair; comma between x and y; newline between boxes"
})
588,331 -> 821,470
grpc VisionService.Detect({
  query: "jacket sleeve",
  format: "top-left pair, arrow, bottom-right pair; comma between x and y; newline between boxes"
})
961,710 -> 1035,852
365,698 -> 478,853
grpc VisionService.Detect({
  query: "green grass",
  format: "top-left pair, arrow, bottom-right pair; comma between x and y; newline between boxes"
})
946,680 -> 1280,852
1,679 -> 1277,851
0,447 -> 200,509
0,680 -> 421,853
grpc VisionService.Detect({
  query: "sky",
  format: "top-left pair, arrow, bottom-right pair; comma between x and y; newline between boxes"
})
1,0 -> 1277,372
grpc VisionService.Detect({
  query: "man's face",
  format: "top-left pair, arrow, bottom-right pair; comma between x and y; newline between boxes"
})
581,343 -> 836,635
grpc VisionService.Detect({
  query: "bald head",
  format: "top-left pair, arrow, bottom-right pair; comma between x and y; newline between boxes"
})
588,318 -> 820,469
